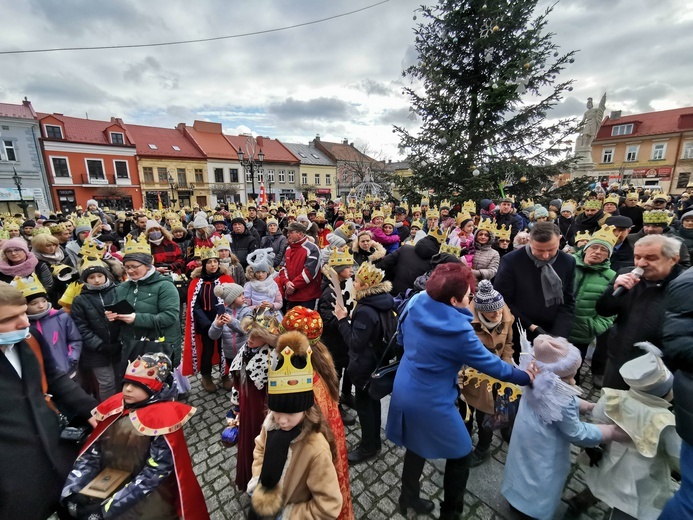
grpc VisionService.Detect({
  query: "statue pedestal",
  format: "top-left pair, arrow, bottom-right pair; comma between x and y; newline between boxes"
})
573,146 -> 595,176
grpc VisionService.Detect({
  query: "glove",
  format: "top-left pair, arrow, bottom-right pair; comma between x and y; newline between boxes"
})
584,446 -> 603,467
64,494 -> 92,518
77,501 -> 104,520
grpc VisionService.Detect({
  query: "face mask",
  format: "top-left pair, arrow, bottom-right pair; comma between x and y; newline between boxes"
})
0,327 -> 30,346
149,231 -> 163,241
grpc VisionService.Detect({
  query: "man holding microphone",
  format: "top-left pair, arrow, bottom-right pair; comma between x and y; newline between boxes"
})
596,234 -> 685,390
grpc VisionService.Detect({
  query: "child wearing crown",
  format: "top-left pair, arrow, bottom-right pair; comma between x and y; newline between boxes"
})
380,218 -> 400,254
244,248 -> 283,319
61,353 -> 209,520
225,316 -> 277,491
247,331 -> 343,520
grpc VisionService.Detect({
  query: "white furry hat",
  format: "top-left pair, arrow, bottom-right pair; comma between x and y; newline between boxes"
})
621,343 -> 673,397
193,213 -> 210,229
326,232 -> 347,249
533,335 -> 582,380
247,247 -> 275,273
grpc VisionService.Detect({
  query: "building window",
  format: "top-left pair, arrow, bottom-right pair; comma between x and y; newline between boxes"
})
158,167 -> 168,182
257,169 -> 264,183
230,168 -> 239,183
601,148 -> 614,163
110,132 -> 124,145
2,140 -> 16,161
611,124 -> 634,136
288,170 -> 295,183
278,170 -> 285,183
143,167 -> 154,183
246,168 -> 252,183
214,168 -> 224,183
87,159 -> 105,181
683,142 -> 693,160
652,143 -> 666,161
177,168 -> 187,187
301,173 -> 308,185
676,172 -> 691,189
195,169 -> 204,183
314,174 -> 320,185
267,169 -> 275,183
114,160 -> 129,179
52,157 -> 70,177
625,145 -> 639,162
45,125 -> 63,139
325,174 -> 331,185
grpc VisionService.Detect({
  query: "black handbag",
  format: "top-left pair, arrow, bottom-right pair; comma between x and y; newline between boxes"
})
368,308 -> 407,400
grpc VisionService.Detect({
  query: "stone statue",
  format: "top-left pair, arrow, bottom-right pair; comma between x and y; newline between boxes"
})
576,93 -> 607,150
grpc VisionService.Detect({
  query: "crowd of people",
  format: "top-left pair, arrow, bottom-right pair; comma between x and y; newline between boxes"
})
1,183 -> 692,520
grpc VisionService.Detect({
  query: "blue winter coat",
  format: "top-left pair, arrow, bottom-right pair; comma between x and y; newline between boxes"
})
29,308 -> 83,374
385,291 -> 530,459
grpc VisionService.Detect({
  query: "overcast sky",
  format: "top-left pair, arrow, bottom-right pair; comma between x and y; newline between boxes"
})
1,0 -> 692,160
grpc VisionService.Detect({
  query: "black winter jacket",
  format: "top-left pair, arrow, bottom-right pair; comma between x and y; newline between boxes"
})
70,283 -> 121,367
260,231 -> 288,267
230,229 -> 259,268
378,236 -> 440,296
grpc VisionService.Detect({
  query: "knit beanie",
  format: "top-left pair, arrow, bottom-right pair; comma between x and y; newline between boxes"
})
560,202 -> 575,215
86,199 -> 99,208
22,220 -> 36,229
550,199 -> 562,211
214,283 -> 244,305
533,335 -> 582,380
75,220 -> 92,235
79,260 -> 111,283
682,209 -> 693,221
266,217 -> 279,226
326,232 -> 347,249
1,237 -> 30,257
145,220 -> 161,232
230,217 -> 246,229
533,205 -> 549,218
193,213 -> 210,229
287,221 -> 306,233
473,280 -> 505,313
122,252 -> 153,266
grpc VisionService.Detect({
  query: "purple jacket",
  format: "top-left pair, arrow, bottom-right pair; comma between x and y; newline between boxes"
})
30,308 -> 83,374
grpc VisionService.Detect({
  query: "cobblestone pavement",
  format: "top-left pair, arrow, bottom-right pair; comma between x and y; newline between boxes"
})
182,362 -> 611,520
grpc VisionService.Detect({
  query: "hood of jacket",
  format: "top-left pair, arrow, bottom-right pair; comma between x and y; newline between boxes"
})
414,235 -> 440,260
574,250 -> 613,272
354,280 -> 394,309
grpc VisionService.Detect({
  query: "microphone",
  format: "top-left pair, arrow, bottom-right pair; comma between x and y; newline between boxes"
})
612,267 -> 644,297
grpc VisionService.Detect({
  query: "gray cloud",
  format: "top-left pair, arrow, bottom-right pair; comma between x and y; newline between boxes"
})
611,82 -> 675,114
378,107 -> 415,126
267,97 -> 359,122
548,96 -> 588,119
22,72 -> 119,106
353,79 -> 396,96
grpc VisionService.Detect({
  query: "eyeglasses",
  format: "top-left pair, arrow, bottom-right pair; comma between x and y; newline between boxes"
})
124,264 -> 144,271
4,248 -> 24,254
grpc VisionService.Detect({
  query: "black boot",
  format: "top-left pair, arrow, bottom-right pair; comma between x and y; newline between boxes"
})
439,454 -> 472,520
399,449 -> 434,514
399,494 -> 434,515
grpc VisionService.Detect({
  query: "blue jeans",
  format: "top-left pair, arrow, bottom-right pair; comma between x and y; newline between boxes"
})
659,440 -> 693,519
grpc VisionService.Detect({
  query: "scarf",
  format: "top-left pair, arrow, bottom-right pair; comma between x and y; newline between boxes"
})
149,236 -> 164,246
28,303 -> 52,321
477,312 -> 502,331
245,275 -> 278,298
525,244 -> 564,307
33,249 -> 65,264
259,424 -> 302,491
0,253 -> 38,277
84,279 -> 113,291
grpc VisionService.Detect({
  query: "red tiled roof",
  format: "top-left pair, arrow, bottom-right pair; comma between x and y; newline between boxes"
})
125,124 -> 205,159
37,113 -> 132,145
596,107 -> 693,140
224,135 -> 299,164
0,102 -> 35,120
314,140 -> 377,163
183,122 -> 237,160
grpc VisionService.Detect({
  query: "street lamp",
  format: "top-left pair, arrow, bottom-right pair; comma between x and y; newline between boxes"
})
236,136 -> 264,201
12,167 -> 29,217
167,173 -> 178,208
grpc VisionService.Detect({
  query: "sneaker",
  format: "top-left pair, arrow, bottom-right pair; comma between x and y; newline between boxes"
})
470,448 -> 491,468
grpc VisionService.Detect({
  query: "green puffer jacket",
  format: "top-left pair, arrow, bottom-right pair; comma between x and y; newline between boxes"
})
568,251 -> 616,345
116,269 -> 182,362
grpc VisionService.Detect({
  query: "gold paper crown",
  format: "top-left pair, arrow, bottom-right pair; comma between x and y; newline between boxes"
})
74,216 -> 92,229
337,222 -> 356,239
12,275 -> 47,299
643,209 -> 669,225
345,212 -> 355,220
520,198 -> 534,208
587,225 -> 619,248
250,307 -> 282,336
604,194 -> 620,205
371,209 -> 385,219
439,243 -> 462,257
195,246 -> 219,260
80,258 -> 108,275
411,205 -> 422,214
49,223 -> 67,234
455,211 -> 472,227
212,213 -> 226,222
268,345 -> 313,395
495,224 -> 511,241
0,229 -> 8,239
5,222 -> 20,231
52,264 -> 76,281
169,219 -> 183,229
308,193 -> 317,201
440,199 -> 451,209
315,211 -> 326,221
583,199 -> 603,210
75,205 -> 83,211
328,247 -> 354,267
427,227 -> 447,244
477,218 -> 495,233
214,236 -> 231,250
462,368 -> 522,402
427,206 -> 440,219
123,234 -> 151,256
420,196 -> 429,206
383,217 -> 396,227
625,191 -> 639,200
462,199 -> 476,214
31,227 -> 51,237
574,231 -> 591,243
501,195 -> 515,203
355,261 -> 385,286
79,239 -> 106,260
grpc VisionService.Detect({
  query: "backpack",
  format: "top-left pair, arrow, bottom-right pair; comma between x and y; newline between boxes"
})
374,308 -> 399,360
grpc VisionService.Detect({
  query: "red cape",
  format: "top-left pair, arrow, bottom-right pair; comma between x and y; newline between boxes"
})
82,394 -> 209,520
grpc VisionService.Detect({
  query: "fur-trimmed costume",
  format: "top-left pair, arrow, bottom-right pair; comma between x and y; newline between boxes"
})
61,392 -> 208,520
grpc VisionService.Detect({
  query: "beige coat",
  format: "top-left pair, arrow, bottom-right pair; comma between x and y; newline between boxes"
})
459,302 -> 515,415
248,413 -> 343,520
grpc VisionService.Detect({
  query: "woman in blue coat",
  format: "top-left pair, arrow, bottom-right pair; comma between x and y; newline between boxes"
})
386,263 -> 534,519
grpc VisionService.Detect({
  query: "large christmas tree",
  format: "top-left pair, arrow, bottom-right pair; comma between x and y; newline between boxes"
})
395,0 -> 587,205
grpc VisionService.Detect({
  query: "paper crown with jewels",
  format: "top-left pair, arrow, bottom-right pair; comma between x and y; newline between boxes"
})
48,223 -> 67,234
12,275 -> 47,300
195,246 -> 219,260
420,196 -> 430,206
426,206 -> 440,220
574,231 -> 591,243
626,191 -> 639,200
371,209 -> 385,219
52,264 -> 76,281
123,234 -> 151,256
123,354 -> 173,394
31,227 -> 51,237
477,218 -> 495,233
439,243 -> 462,257
268,342 -> 313,396
583,199 -> 603,210
214,235 -> 231,251
80,257 -> 109,274
411,205 -> 422,214
79,239 -> 106,260
462,199 -> 476,214
74,216 -> 92,230
455,211 -> 472,226
587,225 -> 619,248
603,194 -> 620,206
336,221 -> 356,239
315,211 -> 326,222
427,226 -> 447,244
495,224 -> 511,241
355,261 -> 385,287
328,247 -> 354,267
212,213 -> 226,223
440,199 -> 451,209
345,212 -> 355,220
383,217 -> 396,227
520,198 -> 534,208
643,209 -> 670,225
0,229 -> 8,240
